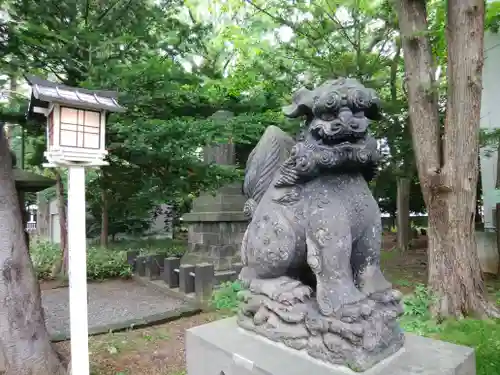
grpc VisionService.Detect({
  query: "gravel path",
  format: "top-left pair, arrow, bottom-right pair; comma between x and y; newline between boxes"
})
42,279 -> 188,337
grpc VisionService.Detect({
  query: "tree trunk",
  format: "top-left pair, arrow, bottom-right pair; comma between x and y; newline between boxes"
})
396,177 -> 411,251
51,172 -> 68,277
396,0 -> 497,318
0,129 -> 66,375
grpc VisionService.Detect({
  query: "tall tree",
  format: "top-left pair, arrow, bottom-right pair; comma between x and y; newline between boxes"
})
0,126 -> 66,374
395,0 -> 498,317
223,0 -> 421,248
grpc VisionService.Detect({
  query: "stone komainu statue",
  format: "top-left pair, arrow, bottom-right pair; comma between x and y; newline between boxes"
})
238,78 -> 404,372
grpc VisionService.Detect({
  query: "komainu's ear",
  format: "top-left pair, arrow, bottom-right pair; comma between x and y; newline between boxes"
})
282,87 -> 314,118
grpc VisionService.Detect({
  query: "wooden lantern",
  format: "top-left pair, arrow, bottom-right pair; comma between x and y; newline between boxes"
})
25,75 -> 125,166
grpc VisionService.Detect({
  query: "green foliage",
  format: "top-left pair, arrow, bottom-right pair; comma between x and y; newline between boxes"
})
86,247 -> 133,280
4,0 -> 288,242
437,319 -> 500,375
126,238 -> 187,257
402,284 -> 434,317
210,281 -> 242,311
30,240 -> 60,280
486,0 -> 500,33
399,284 -> 440,335
30,239 -> 133,281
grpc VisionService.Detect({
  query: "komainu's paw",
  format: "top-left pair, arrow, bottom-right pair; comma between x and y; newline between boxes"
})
276,284 -> 313,305
370,289 -> 403,304
316,282 -> 368,317
305,312 -> 364,344
247,276 -> 311,306
337,298 -> 375,323
238,266 -> 257,288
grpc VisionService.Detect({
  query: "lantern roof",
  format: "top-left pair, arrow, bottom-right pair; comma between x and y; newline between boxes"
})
25,75 -> 125,122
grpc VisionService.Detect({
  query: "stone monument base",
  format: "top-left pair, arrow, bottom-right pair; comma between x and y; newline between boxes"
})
186,317 -> 475,375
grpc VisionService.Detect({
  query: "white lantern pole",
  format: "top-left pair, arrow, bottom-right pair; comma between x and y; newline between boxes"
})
25,75 -> 125,375
67,164 -> 90,375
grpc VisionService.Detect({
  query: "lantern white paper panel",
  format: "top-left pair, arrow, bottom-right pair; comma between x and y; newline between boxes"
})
59,106 -> 101,149
84,110 -> 100,149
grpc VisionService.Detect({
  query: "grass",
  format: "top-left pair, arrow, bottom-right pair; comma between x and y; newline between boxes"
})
399,284 -> 500,375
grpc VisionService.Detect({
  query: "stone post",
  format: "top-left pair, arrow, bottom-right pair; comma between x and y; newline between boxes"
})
181,111 -> 249,271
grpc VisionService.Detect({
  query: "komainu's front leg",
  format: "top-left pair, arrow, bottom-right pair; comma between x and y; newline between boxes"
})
306,212 -> 372,320
238,210 -> 312,307
351,218 -> 402,305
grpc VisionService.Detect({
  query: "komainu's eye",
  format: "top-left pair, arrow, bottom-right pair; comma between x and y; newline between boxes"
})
324,91 -> 341,109
348,89 -> 371,110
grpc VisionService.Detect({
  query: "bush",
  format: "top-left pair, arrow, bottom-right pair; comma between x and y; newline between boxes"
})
86,247 -> 132,280
211,281 -> 242,312
104,238 -> 187,257
30,240 -> 60,280
30,239 -> 132,281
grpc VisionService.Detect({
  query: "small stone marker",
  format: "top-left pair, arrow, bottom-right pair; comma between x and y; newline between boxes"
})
163,257 -> 180,288
135,256 -> 147,277
194,263 -> 215,302
146,254 -> 163,280
179,264 -> 195,294
126,251 -> 139,272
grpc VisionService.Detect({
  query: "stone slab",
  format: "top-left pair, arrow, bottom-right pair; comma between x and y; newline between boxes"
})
186,317 -> 475,375
42,279 -> 191,341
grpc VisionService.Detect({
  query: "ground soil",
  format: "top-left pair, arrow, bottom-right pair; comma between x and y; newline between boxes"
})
51,233 -> 499,375
39,280 -> 68,291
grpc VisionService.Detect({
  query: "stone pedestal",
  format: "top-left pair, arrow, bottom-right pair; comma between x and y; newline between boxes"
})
181,181 -> 248,271
186,317 -> 475,375
181,111 -> 249,271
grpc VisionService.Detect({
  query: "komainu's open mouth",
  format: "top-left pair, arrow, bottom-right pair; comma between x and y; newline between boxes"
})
312,128 -> 365,146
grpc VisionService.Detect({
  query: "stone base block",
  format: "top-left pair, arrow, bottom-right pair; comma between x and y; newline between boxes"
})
186,317 -> 475,375
180,246 -> 241,272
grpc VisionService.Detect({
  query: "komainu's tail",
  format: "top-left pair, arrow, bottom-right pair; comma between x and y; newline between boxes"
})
242,125 -> 294,218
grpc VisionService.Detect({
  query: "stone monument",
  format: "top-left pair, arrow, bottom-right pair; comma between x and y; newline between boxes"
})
186,78 -> 476,375
181,110 -> 248,271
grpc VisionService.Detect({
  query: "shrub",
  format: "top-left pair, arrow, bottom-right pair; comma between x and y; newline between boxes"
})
108,238 -> 187,257
211,281 -> 242,312
398,283 -> 441,335
30,239 -> 132,281
30,239 -> 60,280
86,247 -> 132,280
